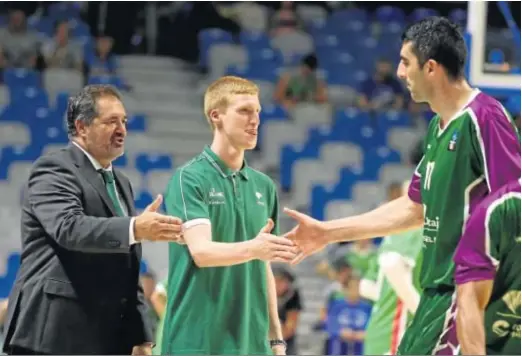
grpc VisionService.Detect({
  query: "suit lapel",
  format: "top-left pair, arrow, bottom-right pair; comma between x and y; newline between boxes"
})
69,144 -> 119,216
114,170 -> 136,216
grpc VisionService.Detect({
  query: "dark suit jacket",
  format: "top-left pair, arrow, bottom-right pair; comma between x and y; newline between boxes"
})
3,144 -> 153,355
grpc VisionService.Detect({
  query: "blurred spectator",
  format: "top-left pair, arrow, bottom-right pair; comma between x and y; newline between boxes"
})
358,58 -> 405,111
0,9 -> 40,69
150,278 -> 168,355
139,271 -> 159,339
270,1 -> 304,37
335,278 -> 372,355
386,181 -> 403,201
345,239 -> 377,278
86,36 -> 117,76
273,265 -> 302,355
274,53 -> 328,109
41,20 -> 83,71
0,299 -> 8,351
315,256 -> 353,330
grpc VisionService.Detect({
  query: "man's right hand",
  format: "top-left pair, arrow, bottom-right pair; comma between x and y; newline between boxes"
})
134,195 -> 183,243
249,219 -> 299,263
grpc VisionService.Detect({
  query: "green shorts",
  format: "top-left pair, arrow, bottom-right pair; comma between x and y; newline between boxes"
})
398,288 -> 459,355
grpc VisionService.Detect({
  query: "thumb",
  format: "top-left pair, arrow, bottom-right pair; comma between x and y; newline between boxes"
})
260,218 -> 274,234
145,194 -> 163,212
283,207 -> 309,223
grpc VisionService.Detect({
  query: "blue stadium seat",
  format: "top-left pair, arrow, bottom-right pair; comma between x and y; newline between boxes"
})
409,8 -> 440,22
198,28 -> 234,68
488,48 -> 505,64
247,48 -> 285,68
135,153 -> 173,175
3,69 -> 40,89
329,8 -> 369,25
376,110 -> 411,132
88,75 -> 125,89
0,145 -> 42,180
69,19 -> 91,38
362,146 -> 401,180
310,167 -> 360,220
127,114 -> 147,132
0,252 -> 20,298
113,154 -> 128,168
135,190 -> 154,210
226,64 -> 280,82
374,6 -> 406,24
9,86 -> 49,109
55,92 -> 70,116
240,31 -> 271,50
280,141 -> 320,191
449,8 -> 467,27
48,2 -> 82,21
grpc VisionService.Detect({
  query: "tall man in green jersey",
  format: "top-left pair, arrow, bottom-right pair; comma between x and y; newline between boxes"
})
454,179 -> 521,355
364,182 -> 424,355
162,76 -> 298,355
283,17 -> 521,355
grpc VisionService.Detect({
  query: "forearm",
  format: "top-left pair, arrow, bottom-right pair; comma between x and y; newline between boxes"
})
189,239 -> 255,268
381,256 -> 420,314
359,278 -> 379,302
325,196 -> 423,243
266,263 -> 283,340
457,298 -> 486,355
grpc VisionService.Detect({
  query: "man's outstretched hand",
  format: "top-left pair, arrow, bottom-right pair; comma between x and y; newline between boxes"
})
283,207 -> 329,264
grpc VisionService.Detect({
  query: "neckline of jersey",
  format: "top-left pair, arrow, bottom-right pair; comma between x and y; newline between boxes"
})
437,88 -> 481,137
202,145 -> 249,180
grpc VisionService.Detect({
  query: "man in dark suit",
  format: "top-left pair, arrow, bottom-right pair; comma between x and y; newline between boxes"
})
2,85 -> 183,355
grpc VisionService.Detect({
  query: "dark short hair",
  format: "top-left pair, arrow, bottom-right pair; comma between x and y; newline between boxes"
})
401,17 -> 467,80
66,85 -> 122,137
302,54 -> 318,71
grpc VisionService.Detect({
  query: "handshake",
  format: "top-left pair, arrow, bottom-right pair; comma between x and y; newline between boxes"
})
132,195 -> 328,264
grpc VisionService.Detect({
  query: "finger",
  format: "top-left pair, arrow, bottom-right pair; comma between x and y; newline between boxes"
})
283,207 -> 310,223
273,244 -> 300,254
274,251 -> 298,261
155,214 -> 182,224
291,252 -> 307,265
145,194 -> 163,212
260,218 -> 274,234
268,235 -> 295,246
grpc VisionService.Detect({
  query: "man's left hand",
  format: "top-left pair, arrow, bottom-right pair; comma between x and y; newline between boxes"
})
132,344 -> 153,355
272,345 -> 286,355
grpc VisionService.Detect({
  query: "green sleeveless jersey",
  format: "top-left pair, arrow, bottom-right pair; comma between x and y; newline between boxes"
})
408,90 -> 520,289
455,179 -> 521,355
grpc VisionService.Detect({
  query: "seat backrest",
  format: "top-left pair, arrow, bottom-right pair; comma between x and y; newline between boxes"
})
261,121 -> 307,168
325,200 -> 362,220
0,122 -> 30,147
291,160 -> 338,208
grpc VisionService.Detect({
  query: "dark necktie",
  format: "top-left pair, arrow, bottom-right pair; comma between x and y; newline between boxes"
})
100,170 -> 126,217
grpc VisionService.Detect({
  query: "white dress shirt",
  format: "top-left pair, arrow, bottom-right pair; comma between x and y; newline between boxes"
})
72,141 -> 138,245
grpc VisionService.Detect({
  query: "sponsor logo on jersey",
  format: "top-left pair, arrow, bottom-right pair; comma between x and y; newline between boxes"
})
209,188 -> 225,205
448,131 -> 458,151
255,192 -> 265,206
492,290 -> 521,338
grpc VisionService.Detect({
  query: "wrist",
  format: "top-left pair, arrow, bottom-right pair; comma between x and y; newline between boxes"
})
243,239 -> 258,261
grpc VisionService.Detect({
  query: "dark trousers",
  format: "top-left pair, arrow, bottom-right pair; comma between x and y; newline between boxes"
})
7,346 -> 49,355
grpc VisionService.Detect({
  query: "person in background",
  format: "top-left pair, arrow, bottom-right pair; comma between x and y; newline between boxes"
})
363,181 -> 424,355
86,36 -> 118,76
345,239 -> 377,279
274,53 -> 329,110
41,20 -> 83,71
325,278 -> 372,355
270,1 -> 303,37
273,265 -> 302,356
0,9 -> 40,70
150,277 -> 168,355
315,256 -> 353,331
358,58 -> 405,111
